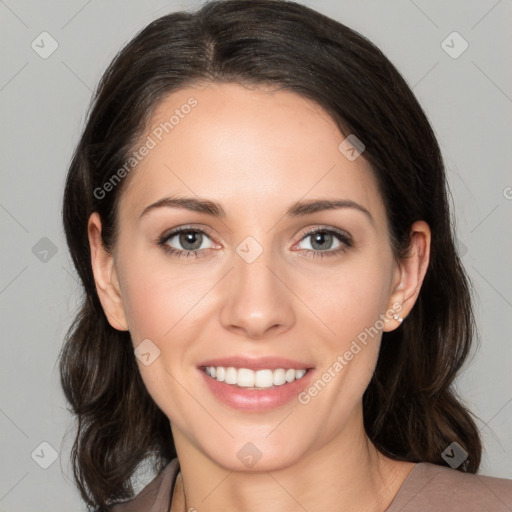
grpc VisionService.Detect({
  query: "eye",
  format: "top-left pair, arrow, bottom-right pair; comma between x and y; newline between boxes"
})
295,227 -> 352,257
158,227 -> 216,258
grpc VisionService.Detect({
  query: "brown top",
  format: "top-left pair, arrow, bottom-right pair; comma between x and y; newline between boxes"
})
110,458 -> 512,511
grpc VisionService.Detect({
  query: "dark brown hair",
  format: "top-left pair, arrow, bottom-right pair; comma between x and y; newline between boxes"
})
60,0 -> 481,509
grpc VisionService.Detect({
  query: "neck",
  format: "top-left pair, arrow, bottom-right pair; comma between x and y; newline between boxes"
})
171,410 -> 414,512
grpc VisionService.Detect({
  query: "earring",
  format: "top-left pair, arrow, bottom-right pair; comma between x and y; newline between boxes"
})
393,313 -> 403,324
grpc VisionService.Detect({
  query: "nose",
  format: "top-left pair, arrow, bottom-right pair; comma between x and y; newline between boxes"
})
219,249 -> 296,340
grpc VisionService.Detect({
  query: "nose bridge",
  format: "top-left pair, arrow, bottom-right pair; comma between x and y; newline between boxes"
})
218,237 -> 295,337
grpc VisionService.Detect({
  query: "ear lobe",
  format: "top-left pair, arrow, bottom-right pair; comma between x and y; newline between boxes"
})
383,220 -> 431,332
87,212 -> 129,331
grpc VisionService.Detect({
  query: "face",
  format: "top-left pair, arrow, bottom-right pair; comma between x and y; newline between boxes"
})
90,82 -> 420,473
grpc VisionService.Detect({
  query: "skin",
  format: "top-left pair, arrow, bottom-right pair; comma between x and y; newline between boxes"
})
88,83 -> 430,512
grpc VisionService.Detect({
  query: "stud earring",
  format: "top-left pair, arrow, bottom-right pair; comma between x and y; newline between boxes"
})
393,313 -> 403,324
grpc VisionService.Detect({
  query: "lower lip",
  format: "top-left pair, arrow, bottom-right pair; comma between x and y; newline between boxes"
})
200,369 -> 314,411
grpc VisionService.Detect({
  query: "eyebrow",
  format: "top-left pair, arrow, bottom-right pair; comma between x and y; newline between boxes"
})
139,196 -> 373,222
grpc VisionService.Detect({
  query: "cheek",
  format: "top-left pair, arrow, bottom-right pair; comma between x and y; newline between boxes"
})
117,245 -> 214,343
303,256 -> 393,345
296,265 -> 391,428
121,274 -> 173,343
301,250 -> 394,397
116,258 -> 208,422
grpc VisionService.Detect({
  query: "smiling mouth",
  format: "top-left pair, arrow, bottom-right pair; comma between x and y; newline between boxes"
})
202,366 -> 309,390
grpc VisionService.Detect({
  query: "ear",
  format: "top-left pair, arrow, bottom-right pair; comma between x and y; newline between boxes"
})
383,220 -> 431,331
87,212 -> 129,331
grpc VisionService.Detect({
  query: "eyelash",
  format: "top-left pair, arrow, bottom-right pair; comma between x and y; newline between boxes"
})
157,226 -> 353,260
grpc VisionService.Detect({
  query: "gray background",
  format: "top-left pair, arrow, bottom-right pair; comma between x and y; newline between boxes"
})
1,0 -> 511,510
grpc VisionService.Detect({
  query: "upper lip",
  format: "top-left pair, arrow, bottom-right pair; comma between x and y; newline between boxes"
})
198,356 -> 313,371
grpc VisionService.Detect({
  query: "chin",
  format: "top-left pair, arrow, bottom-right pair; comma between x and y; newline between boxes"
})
199,431 -> 312,473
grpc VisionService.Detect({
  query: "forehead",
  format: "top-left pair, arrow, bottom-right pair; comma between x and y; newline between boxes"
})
118,83 -> 386,225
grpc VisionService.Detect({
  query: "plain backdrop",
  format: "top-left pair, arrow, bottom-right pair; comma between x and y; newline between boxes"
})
1,0 -> 511,510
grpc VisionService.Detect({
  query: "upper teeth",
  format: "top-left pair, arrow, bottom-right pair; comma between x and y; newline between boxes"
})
204,366 -> 307,389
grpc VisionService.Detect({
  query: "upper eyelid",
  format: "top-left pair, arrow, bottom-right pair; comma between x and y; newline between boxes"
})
300,226 -> 352,240
160,224 -> 216,240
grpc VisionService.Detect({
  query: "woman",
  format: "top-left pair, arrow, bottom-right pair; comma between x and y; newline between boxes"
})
59,0 -> 512,511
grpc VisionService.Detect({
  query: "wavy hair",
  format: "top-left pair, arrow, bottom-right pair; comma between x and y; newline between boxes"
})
60,0 -> 482,509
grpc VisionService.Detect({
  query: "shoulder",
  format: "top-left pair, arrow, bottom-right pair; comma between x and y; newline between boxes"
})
108,458 -> 179,512
387,462 -> 512,511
